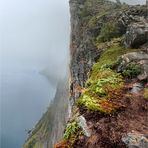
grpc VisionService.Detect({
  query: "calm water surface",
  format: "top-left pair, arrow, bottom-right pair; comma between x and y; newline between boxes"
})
1,70 -> 55,148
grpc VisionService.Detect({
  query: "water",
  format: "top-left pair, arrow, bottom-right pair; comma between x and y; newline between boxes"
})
0,0 -> 70,147
1,71 -> 55,148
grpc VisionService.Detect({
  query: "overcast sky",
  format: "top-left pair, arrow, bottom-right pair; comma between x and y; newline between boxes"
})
111,0 -> 146,5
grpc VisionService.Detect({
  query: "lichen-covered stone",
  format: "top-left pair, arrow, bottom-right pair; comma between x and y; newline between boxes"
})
122,131 -> 148,148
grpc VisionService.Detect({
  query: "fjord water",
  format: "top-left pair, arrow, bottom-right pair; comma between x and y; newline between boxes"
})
0,0 -> 70,148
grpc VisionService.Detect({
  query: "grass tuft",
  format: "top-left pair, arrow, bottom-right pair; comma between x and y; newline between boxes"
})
64,121 -> 80,140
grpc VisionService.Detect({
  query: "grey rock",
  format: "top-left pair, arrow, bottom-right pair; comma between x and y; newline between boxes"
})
131,83 -> 143,94
122,131 -> 148,148
124,21 -> 148,48
77,116 -> 91,137
121,52 -> 148,63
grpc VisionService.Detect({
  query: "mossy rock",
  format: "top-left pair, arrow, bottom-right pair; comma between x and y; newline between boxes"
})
122,62 -> 142,78
77,68 -> 124,114
77,40 -> 141,114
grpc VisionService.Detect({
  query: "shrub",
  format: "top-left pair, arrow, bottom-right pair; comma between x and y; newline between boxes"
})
122,62 -> 142,78
64,121 -> 79,140
77,68 -> 124,114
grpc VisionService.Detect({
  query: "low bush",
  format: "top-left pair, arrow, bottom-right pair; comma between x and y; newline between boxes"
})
64,121 -> 79,140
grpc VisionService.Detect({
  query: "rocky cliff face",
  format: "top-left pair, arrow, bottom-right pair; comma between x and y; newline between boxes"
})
69,0 -> 100,102
69,0 -> 148,103
55,0 -> 148,148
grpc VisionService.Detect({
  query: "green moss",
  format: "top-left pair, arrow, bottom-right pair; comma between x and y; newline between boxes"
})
63,121 -> 80,140
77,41 -> 141,114
77,68 -> 123,114
92,42 -> 141,79
144,88 -> 148,100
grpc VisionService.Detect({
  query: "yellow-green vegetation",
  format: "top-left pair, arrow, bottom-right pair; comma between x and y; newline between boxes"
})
26,138 -> 36,148
63,121 -> 80,140
93,41 -> 141,78
77,68 -> 123,113
77,41 -> 141,114
144,88 -> 148,100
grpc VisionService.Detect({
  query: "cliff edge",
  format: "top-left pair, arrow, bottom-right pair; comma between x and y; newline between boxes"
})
55,0 -> 148,148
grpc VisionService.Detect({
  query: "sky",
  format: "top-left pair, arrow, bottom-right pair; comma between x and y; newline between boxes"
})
111,0 -> 146,5
0,0 -> 70,79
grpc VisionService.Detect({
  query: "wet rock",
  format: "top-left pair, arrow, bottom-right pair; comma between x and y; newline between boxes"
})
124,21 -> 148,48
77,116 -> 91,137
122,131 -> 148,148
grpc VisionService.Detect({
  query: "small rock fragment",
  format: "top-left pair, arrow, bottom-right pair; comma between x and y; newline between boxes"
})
77,116 -> 91,137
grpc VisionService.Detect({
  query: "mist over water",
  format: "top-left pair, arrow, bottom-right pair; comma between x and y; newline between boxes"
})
0,0 -> 70,148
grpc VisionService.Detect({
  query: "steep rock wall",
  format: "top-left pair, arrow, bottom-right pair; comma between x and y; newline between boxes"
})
56,0 -> 148,148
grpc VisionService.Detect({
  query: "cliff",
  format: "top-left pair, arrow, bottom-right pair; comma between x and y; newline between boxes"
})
24,0 -> 148,148
23,77 -> 70,148
56,0 -> 148,148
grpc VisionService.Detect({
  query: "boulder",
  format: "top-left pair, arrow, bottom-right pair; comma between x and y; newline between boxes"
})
124,21 -> 148,48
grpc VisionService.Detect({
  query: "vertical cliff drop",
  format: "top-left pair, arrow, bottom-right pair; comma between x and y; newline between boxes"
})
56,0 -> 148,147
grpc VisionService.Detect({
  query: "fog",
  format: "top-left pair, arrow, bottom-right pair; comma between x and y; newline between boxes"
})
0,0 -> 70,148
111,0 -> 146,5
0,0 -> 70,77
